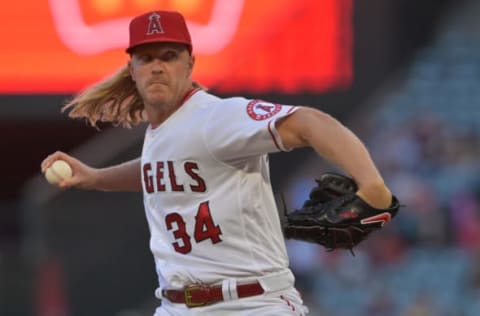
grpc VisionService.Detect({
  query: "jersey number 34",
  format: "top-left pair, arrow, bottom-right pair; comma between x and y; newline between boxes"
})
165,201 -> 222,254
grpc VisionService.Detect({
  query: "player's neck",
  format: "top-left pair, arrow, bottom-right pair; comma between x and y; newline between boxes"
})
147,86 -> 199,129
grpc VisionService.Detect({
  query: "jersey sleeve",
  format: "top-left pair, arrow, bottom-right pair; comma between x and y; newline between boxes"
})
204,97 -> 298,163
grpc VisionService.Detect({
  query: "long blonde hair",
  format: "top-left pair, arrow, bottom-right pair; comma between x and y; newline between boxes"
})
63,65 -> 206,128
62,65 -> 143,128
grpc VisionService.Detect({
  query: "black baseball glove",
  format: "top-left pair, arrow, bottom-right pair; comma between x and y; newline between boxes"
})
282,172 -> 400,254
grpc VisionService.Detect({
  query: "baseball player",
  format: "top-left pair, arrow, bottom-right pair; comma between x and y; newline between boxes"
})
41,10 -> 394,315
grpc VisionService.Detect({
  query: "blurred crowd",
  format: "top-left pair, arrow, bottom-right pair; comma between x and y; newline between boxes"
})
284,6 -> 480,312
285,111 -> 480,316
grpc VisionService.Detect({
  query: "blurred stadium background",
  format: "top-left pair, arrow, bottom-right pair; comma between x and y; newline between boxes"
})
1,0 -> 479,315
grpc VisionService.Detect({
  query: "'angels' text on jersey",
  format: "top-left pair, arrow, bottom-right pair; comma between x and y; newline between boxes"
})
142,160 -> 207,193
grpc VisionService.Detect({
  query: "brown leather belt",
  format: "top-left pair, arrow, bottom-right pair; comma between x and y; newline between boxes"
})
161,282 -> 265,308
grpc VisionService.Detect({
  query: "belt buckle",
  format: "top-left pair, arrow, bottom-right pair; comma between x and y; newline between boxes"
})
184,285 -> 207,308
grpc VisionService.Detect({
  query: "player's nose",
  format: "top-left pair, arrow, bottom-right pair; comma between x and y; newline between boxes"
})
150,58 -> 165,73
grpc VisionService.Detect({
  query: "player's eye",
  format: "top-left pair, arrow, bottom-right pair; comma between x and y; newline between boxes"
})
160,51 -> 179,62
138,54 -> 153,63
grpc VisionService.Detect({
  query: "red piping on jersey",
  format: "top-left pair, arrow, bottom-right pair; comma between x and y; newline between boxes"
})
286,105 -> 297,114
268,105 -> 297,151
179,87 -> 200,107
268,120 -> 282,150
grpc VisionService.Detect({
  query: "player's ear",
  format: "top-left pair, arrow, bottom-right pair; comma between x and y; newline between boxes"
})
187,55 -> 195,74
128,60 -> 135,82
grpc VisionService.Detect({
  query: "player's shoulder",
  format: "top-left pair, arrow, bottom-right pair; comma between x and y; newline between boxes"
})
197,91 -> 294,116
195,91 -> 249,108
193,90 -> 222,105
219,96 -> 251,108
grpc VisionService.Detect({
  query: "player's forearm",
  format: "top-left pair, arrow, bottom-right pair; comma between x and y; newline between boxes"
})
309,114 -> 391,207
94,158 -> 142,192
278,108 -> 391,208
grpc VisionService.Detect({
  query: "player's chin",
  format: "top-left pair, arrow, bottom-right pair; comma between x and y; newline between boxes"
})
145,82 -> 168,92
148,96 -> 177,111
144,90 -> 168,104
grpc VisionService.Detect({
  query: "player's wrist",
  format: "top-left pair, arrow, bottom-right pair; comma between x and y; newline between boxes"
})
90,168 -> 111,191
356,181 -> 392,209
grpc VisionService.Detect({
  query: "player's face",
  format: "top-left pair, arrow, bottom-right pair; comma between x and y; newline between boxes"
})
129,43 -> 193,111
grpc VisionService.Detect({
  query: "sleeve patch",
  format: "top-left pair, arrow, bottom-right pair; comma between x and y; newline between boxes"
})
246,100 -> 282,121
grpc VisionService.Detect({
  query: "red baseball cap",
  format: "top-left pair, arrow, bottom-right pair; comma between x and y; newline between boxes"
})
126,11 -> 192,54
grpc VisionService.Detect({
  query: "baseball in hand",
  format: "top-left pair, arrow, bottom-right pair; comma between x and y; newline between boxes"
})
45,160 -> 73,185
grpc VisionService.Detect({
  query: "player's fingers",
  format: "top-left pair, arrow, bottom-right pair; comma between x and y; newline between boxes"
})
41,157 -> 53,172
41,151 -> 69,172
58,176 -> 77,189
41,152 -> 60,172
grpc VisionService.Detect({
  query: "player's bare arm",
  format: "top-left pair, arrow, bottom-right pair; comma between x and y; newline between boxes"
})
276,106 -> 392,208
41,151 -> 142,192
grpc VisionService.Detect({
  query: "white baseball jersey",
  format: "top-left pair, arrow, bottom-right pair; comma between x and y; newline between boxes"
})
141,89 -> 298,293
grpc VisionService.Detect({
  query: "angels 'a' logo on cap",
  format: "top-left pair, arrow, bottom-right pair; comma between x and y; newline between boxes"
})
147,12 -> 164,35
246,100 -> 282,120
